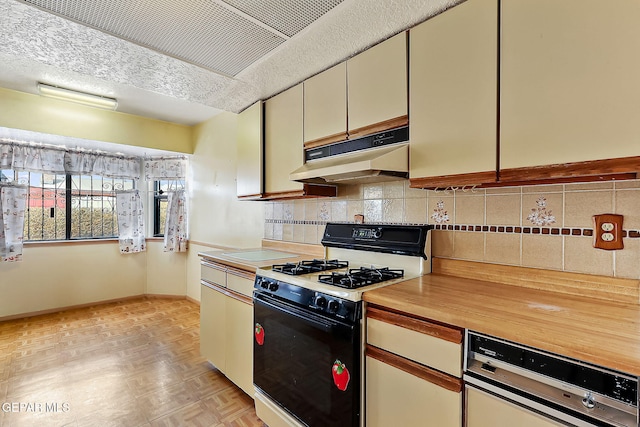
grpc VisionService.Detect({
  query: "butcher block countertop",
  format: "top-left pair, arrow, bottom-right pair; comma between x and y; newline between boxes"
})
363,258 -> 640,376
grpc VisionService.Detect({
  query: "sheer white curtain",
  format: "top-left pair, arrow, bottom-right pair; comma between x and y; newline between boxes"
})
144,158 -> 188,252
115,190 -> 146,254
0,185 -> 28,262
163,190 -> 187,252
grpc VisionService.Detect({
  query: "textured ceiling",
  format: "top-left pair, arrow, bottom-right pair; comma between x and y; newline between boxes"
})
17,0 -> 344,76
0,0 -> 462,126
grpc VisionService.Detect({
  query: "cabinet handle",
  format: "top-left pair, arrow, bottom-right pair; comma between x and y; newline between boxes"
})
367,345 -> 462,393
367,306 -> 463,344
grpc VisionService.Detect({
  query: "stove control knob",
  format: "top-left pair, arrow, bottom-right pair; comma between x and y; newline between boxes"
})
373,228 -> 383,239
582,393 -> 596,409
315,296 -> 327,308
328,300 -> 339,312
257,278 -> 268,289
268,282 -> 279,292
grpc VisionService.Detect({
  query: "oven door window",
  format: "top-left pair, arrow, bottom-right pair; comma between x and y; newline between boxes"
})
254,295 -> 360,427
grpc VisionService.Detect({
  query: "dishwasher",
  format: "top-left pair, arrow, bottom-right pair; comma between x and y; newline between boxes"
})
463,331 -> 638,427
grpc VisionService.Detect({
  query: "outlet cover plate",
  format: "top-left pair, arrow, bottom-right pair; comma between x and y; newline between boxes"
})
592,214 -> 624,250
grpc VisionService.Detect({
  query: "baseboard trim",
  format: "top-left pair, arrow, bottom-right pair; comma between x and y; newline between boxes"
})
186,295 -> 200,306
0,294 -> 191,322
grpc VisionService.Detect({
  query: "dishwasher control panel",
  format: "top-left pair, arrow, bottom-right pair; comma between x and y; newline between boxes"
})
464,331 -> 638,427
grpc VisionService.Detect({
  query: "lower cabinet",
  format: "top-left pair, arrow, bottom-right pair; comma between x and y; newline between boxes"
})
465,386 -> 564,427
367,351 -> 462,427
200,283 -> 227,371
200,260 -> 255,397
224,295 -> 254,396
365,305 -> 463,427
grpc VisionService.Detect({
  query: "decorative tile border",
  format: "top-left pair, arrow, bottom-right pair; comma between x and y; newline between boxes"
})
432,224 -> 640,238
265,219 -> 640,238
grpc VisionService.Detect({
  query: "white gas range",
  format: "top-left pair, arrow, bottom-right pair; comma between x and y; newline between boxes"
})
252,223 -> 432,427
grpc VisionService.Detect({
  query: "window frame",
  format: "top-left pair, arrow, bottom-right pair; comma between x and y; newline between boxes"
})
2,169 -> 135,242
152,179 -> 186,238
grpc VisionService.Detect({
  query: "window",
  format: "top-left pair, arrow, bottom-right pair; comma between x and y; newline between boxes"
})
1,169 -> 135,241
153,179 -> 185,236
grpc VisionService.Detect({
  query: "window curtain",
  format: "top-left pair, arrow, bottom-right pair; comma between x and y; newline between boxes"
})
12,145 -> 66,174
164,189 -> 187,252
143,158 -> 186,180
0,185 -> 28,262
0,143 -> 141,179
144,158 -> 188,253
115,190 -> 146,254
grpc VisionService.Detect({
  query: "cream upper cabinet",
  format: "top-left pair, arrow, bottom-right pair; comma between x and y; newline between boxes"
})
264,84 -> 304,196
347,32 -> 408,138
500,0 -> 640,170
303,63 -> 347,147
236,101 -> 263,199
409,0 -> 497,186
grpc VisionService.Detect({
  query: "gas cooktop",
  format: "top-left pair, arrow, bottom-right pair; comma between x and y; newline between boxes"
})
318,266 -> 404,289
255,223 -> 431,301
272,259 -> 349,275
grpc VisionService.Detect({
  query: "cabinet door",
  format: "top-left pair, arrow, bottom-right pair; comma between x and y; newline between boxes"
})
303,63 -> 347,147
366,355 -> 462,427
200,283 -> 226,370
409,0 -> 497,186
236,101 -> 263,199
501,0 -> 640,170
466,386 -> 563,427
347,32 -> 408,138
225,296 -> 254,397
264,84 -> 304,195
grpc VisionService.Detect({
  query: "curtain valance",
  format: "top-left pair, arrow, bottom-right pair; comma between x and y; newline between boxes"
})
0,143 -> 141,179
143,158 -> 187,180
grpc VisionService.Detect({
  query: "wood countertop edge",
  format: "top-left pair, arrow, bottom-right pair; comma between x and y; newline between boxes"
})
363,274 -> 640,376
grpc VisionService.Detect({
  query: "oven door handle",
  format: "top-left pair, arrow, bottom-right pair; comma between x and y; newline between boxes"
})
254,294 -> 350,333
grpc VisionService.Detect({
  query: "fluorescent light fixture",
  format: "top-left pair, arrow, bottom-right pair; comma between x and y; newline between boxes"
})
37,83 -> 118,110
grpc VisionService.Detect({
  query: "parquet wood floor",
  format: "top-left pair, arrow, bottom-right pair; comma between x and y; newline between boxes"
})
0,297 -> 266,427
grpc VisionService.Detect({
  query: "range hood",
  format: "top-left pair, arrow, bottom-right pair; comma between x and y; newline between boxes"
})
290,126 -> 409,184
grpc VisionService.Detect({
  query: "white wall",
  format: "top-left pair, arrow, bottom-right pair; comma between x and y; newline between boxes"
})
146,240 -> 188,296
186,112 -> 265,301
0,242 -> 146,318
0,106 -> 265,316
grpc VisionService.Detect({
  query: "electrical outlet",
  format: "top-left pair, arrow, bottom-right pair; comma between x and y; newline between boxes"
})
592,214 -> 624,250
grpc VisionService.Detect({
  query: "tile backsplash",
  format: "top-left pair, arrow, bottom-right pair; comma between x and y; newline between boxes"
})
264,180 -> 640,279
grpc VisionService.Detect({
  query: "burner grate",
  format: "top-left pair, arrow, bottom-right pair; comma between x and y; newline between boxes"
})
318,267 -> 404,289
272,259 -> 348,275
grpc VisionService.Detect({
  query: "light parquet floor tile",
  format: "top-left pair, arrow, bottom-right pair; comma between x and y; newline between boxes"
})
0,297 -> 265,426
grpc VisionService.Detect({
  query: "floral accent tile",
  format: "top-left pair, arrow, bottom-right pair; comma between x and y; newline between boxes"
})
318,201 -> 330,221
431,200 -> 450,224
527,196 -> 556,226
283,202 -> 294,221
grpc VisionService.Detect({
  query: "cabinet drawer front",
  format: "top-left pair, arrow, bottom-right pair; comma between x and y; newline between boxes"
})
366,355 -> 462,427
367,316 -> 462,377
201,263 -> 226,286
227,272 -> 255,298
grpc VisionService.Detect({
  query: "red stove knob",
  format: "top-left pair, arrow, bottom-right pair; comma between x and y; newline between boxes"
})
315,296 -> 327,308
328,300 -> 339,312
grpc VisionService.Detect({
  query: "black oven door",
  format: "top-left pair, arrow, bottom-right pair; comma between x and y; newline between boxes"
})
253,292 -> 360,427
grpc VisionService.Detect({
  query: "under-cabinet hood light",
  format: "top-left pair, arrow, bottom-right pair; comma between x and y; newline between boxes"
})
37,83 -> 118,110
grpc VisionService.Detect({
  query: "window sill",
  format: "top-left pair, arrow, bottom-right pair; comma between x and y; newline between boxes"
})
24,238 -> 119,247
